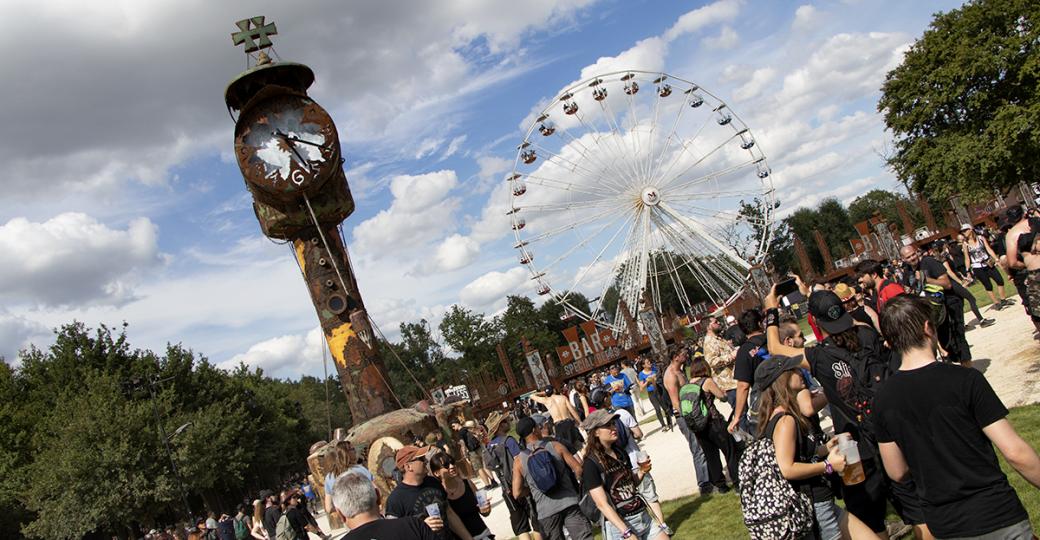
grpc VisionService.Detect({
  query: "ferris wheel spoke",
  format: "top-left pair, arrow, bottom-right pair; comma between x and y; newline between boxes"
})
647,89 -> 692,190
555,211 -> 638,305
642,80 -> 667,189
522,173 -> 623,199
517,197 -> 626,214
527,141 -> 618,184
524,203 -> 632,244
651,217 -> 730,306
649,103 -> 716,188
667,184 -> 770,202
667,200 -> 770,224
538,210 -> 632,274
600,98 -> 648,189
554,112 -> 639,193
656,204 -> 751,282
663,159 -> 759,197
658,130 -> 746,192
624,91 -> 646,184
574,111 -> 642,190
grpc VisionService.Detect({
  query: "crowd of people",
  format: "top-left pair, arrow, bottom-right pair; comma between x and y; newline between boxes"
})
144,205 -> 1040,540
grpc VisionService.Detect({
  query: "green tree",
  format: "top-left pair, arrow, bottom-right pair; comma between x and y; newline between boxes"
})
879,0 -> 1040,201
438,305 -> 501,378
848,189 -> 912,227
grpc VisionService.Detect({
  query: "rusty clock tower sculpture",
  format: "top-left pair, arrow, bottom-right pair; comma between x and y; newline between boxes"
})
224,17 -> 396,423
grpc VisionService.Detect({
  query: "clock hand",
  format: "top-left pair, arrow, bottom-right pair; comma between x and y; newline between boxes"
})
274,131 -> 313,173
281,134 -> 335,153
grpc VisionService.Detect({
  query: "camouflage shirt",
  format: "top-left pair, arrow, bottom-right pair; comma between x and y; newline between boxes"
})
703,331 -> 737,392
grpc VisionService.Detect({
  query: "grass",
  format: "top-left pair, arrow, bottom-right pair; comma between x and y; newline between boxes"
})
571,404 -> 1040,540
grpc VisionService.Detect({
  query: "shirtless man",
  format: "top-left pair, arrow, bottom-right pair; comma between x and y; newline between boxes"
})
529,385 -> 585,453
663,347 -> 712,493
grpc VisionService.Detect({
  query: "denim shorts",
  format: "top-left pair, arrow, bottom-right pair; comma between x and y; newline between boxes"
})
812,499 -> 843,540
602,510 -> 666,540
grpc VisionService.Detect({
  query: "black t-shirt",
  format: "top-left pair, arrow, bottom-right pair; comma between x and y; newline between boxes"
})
262,505 -> 281,539
724,325 -> 746,348
803,327 -> 886,460
874,363 -> 1027,538
733,334 -> 767,384
344,516 -> 438,540
285,507 -> 308,538
919,255 -> 947,285
386,476 -> 451,528
581,448 -> 644,517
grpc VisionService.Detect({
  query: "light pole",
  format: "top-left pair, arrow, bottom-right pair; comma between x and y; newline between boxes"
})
135,376 -> 194,526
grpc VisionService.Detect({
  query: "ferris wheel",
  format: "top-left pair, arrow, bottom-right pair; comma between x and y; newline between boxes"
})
507,70 -> 775,332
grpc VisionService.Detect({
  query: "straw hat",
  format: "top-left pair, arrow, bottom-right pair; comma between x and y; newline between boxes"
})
485,410 -> 508,435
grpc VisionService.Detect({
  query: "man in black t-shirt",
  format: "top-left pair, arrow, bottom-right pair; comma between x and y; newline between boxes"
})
331,470 -> 439,540
385,445 -> 473,540
876,295 -> 1040,539
900,244 -> 971,366
727,309 -> 765,435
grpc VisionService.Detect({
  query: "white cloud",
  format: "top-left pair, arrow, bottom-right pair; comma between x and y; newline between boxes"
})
702,26 -> 740,50
0,310 -> 50,364
733,67 -> 776,101
792,5 -> 819,31
474,155 -> 513,192
428,234 -> 481,272
352,170 -> 460,256
459,267 -> 532,308
440,135 -> 468,161
0,213 -> 163,307
219,326 -> 324,379
663,0 -> 743,42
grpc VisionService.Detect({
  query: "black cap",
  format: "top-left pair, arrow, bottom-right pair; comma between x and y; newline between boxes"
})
808,290 -> 853,334
589,388 -> 609,409
753,355 -> 805,392
516,416 -> 537,439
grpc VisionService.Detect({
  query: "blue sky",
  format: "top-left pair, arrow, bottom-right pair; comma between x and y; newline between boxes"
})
0,0 -> 961,378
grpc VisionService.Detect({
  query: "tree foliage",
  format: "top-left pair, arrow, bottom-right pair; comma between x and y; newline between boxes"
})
879,0 -> 1040,201
3,323 -> 335,539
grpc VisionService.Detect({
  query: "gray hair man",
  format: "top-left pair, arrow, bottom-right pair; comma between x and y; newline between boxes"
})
332,471 -> 439,540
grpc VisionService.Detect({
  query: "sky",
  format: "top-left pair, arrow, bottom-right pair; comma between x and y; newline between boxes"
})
0,0 -> 962,379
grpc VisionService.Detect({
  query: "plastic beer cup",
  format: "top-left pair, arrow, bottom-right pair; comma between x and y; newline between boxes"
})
425,503 -> 441,518
475,489 -> 488,508
839,439 -> 865,485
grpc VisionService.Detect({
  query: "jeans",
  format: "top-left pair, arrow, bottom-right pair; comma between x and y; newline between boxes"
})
693,417 -> 741,488
937,518 -> 1034,540
675,415 -> 711,490
602,510 -> 666,540
813,499 -> 843,540
646,391 -> 672,428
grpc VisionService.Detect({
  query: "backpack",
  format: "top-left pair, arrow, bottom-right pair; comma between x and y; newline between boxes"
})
679,378 -> 710,433
233,516 -> 249,540
216,519 -> 236,540
522,441 -> 560,492
275,513 -> 297,540
613,415 -> 631,449
923,283 -> 947,326
738,414 -> 815,540
463,429 -> 481,452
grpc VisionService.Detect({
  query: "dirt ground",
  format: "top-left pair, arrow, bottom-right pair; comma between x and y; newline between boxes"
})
318,295 -> 1040,539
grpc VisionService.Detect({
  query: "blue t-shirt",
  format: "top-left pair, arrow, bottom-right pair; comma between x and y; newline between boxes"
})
603,374 -> 633,408
491,435 -> 523,459
637,367 -> 659,393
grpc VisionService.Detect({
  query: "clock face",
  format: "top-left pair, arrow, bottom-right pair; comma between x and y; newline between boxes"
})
235,93 -> 340,199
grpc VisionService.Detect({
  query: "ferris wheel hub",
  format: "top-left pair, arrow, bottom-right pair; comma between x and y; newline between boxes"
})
640,186 -> 661,207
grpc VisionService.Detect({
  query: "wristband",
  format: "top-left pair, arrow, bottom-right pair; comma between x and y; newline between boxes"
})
672,409 -> 681,417
622,529 -> 634,539
765,308 -> 780,327
824,459 -> 833,475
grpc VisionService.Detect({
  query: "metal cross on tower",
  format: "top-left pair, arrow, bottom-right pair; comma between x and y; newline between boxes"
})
231,16 -> 278,53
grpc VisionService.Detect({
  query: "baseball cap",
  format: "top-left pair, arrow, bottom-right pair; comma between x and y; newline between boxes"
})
753,355 -> 806,392
725,315 -> 736,324
960,223 -> 972,231
516,416 -> 537,438
394,445 -> 430,470
580,409 -> 618,431
808,290 -> 853,334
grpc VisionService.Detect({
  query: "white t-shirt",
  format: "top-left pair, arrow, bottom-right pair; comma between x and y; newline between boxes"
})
613,408 -> 642,470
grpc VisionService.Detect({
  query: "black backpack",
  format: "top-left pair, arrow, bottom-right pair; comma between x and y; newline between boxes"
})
463,429 -> 481,452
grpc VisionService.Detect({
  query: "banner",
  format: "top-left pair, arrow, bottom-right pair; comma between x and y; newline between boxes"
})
639,310 -> 667,357
558,322 -> 621,376
525,350 -> 551,389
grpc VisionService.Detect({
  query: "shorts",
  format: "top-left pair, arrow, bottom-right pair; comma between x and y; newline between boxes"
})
971,266 -> 1004,291
889,478 -> 926,525
602,510 -> 666,540
468,450 -> 484,470
841,457 -> 888,533
502,489 -> 538,535
636,471 -> 659,504
1024,269 -> 1040,319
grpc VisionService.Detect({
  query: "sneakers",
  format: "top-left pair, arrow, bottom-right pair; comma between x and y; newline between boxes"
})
979,318 -> 996,328
991,302 -> 1004,311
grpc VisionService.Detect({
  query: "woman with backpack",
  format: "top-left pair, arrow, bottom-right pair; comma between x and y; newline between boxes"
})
579,410 -> 669,540
752,356 -> 877,540
685,357 -> 741,492
429,452 -> 494,539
